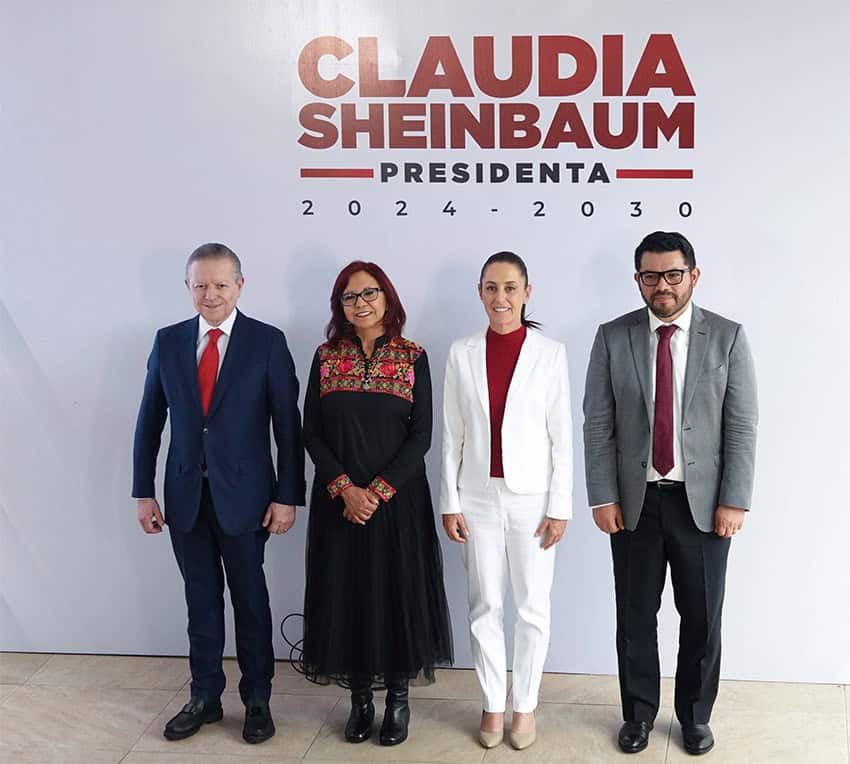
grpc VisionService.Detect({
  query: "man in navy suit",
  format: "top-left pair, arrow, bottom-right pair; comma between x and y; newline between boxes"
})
133,243 -> 305,744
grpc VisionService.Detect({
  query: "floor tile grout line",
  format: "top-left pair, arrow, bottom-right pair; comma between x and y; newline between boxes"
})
300,694 -> 342,760
1,683 -> 189,761
476,734 -> 488,764
24,682 -> 191,691
124,683 -> 187,756
16,651 -> 55,685
0,684 -> 23,708
663,710 -> 674,762
844,685 -> 849,764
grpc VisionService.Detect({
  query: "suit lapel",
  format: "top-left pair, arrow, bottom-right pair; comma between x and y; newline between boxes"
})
467,331 -> 489,417
628,311 -> 653,424
504,329 -> 537,414
206,311 -> 248,419
683,303 -> 709,416
179,316 -> 202,413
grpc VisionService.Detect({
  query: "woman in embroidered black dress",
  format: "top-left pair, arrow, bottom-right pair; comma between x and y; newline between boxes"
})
301,261 -> 453,747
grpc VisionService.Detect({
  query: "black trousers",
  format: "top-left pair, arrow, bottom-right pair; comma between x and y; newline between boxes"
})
169,480 -> 273,704
611,483 -> 730,725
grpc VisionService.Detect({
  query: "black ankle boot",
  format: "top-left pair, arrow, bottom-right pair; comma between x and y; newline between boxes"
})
344,682 -> 374,743
380,678 -> 410,746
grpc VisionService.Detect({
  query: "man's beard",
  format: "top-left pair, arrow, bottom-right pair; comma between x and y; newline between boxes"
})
644,285 -> 692,319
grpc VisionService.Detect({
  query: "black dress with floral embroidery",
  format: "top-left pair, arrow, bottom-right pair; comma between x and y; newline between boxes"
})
301,335 -> 453,687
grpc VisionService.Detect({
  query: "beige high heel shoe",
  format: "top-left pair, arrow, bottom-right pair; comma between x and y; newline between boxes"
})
509,711 -> 537,750
479,728 -> 504,748
478,711 -> 504,748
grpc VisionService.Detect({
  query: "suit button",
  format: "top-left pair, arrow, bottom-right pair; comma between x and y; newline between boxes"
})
641,461 -> 647,468
203,427 -> 209,434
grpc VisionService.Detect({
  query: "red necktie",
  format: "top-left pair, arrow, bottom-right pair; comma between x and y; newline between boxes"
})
652,324 -> 677,476
198,328 -> 223,416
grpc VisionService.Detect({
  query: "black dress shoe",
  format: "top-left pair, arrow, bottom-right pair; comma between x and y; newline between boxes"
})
243,703 -> 275,744
618,721 -> 654,753
682,723 -> 714,755
379,679 -> 410,746
344,685 -> 375,743
163,697 -> 223,740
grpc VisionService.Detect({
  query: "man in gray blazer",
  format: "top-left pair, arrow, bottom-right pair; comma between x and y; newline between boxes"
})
583,231 -> 757,756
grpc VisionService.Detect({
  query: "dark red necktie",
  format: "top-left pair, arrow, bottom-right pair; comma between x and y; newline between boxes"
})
652,324 -> 678,476
198,328 -> 223,416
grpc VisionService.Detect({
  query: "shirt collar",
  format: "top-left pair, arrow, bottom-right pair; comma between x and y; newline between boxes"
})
198,308 -> 238,343
647,300 -> 693,335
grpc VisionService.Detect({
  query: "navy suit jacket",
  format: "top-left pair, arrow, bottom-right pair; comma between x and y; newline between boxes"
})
132,311 -> 306,535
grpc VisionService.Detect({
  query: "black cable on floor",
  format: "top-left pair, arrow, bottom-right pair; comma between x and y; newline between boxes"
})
279,612 -> 305,674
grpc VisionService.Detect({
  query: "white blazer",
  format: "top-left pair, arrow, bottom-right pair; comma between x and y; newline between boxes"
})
439,328 -> 573,520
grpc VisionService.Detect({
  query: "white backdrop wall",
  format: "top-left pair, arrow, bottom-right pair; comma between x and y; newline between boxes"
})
1,1 -> 848,684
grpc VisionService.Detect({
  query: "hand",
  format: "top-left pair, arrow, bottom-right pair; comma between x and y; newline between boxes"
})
341,486 -> 379,525
592,503 -> 625,534
263,502 -> 296,535
137,498 -> 164,534
714,505 -> 745,538
535,516 -> 568,549
442,513 -> 469,543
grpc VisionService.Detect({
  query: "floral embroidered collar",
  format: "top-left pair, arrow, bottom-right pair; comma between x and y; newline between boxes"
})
317,336 -> 423,402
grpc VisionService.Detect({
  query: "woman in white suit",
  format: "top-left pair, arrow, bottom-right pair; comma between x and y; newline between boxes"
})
440,251 -> 572,750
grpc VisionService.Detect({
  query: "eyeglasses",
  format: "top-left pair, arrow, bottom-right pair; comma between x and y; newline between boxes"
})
637,269 -> 690,286
340,287 -> 382,307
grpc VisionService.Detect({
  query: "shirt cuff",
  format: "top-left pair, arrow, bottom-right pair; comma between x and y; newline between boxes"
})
368,476 -> 396,503
327,474 -> 353,498
590,502 -> 618,509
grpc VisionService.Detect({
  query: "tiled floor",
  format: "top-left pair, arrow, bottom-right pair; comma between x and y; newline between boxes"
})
0,653 -> 847,763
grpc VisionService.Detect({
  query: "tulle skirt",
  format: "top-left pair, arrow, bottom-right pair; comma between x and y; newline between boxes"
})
301,475 -> 453,689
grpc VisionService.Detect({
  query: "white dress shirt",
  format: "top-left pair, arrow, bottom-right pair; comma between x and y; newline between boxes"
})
197,309 -> 237,377
646,301 -> 692,482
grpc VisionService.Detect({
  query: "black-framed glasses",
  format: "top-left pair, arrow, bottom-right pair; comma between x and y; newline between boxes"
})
637,269 -> 690,286
340,287 -> 382,307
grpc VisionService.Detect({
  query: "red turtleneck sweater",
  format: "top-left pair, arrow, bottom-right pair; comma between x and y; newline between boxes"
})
486,325 -> 527,477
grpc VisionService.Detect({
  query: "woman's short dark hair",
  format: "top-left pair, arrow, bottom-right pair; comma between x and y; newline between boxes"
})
634,231 -> 696,272
478,251 -> 541,330
325,261 -> 407,344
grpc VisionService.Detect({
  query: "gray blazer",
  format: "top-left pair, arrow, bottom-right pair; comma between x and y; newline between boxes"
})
583,303 -> 758,532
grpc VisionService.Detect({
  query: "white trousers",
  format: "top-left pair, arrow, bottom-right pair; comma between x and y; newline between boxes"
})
460,479 -> 556,713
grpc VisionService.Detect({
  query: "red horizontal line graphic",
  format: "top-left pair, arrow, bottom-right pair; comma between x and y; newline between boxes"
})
300,168 -> 374,179
616,169 -> 694,179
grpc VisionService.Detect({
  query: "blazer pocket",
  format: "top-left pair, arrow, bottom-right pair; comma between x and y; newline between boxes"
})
220,461 -> 242,478
168,463 -> 193,480
698,363 -> 727,383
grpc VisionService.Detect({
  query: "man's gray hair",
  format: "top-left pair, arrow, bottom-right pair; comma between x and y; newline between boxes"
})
185,242 -> 243,280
